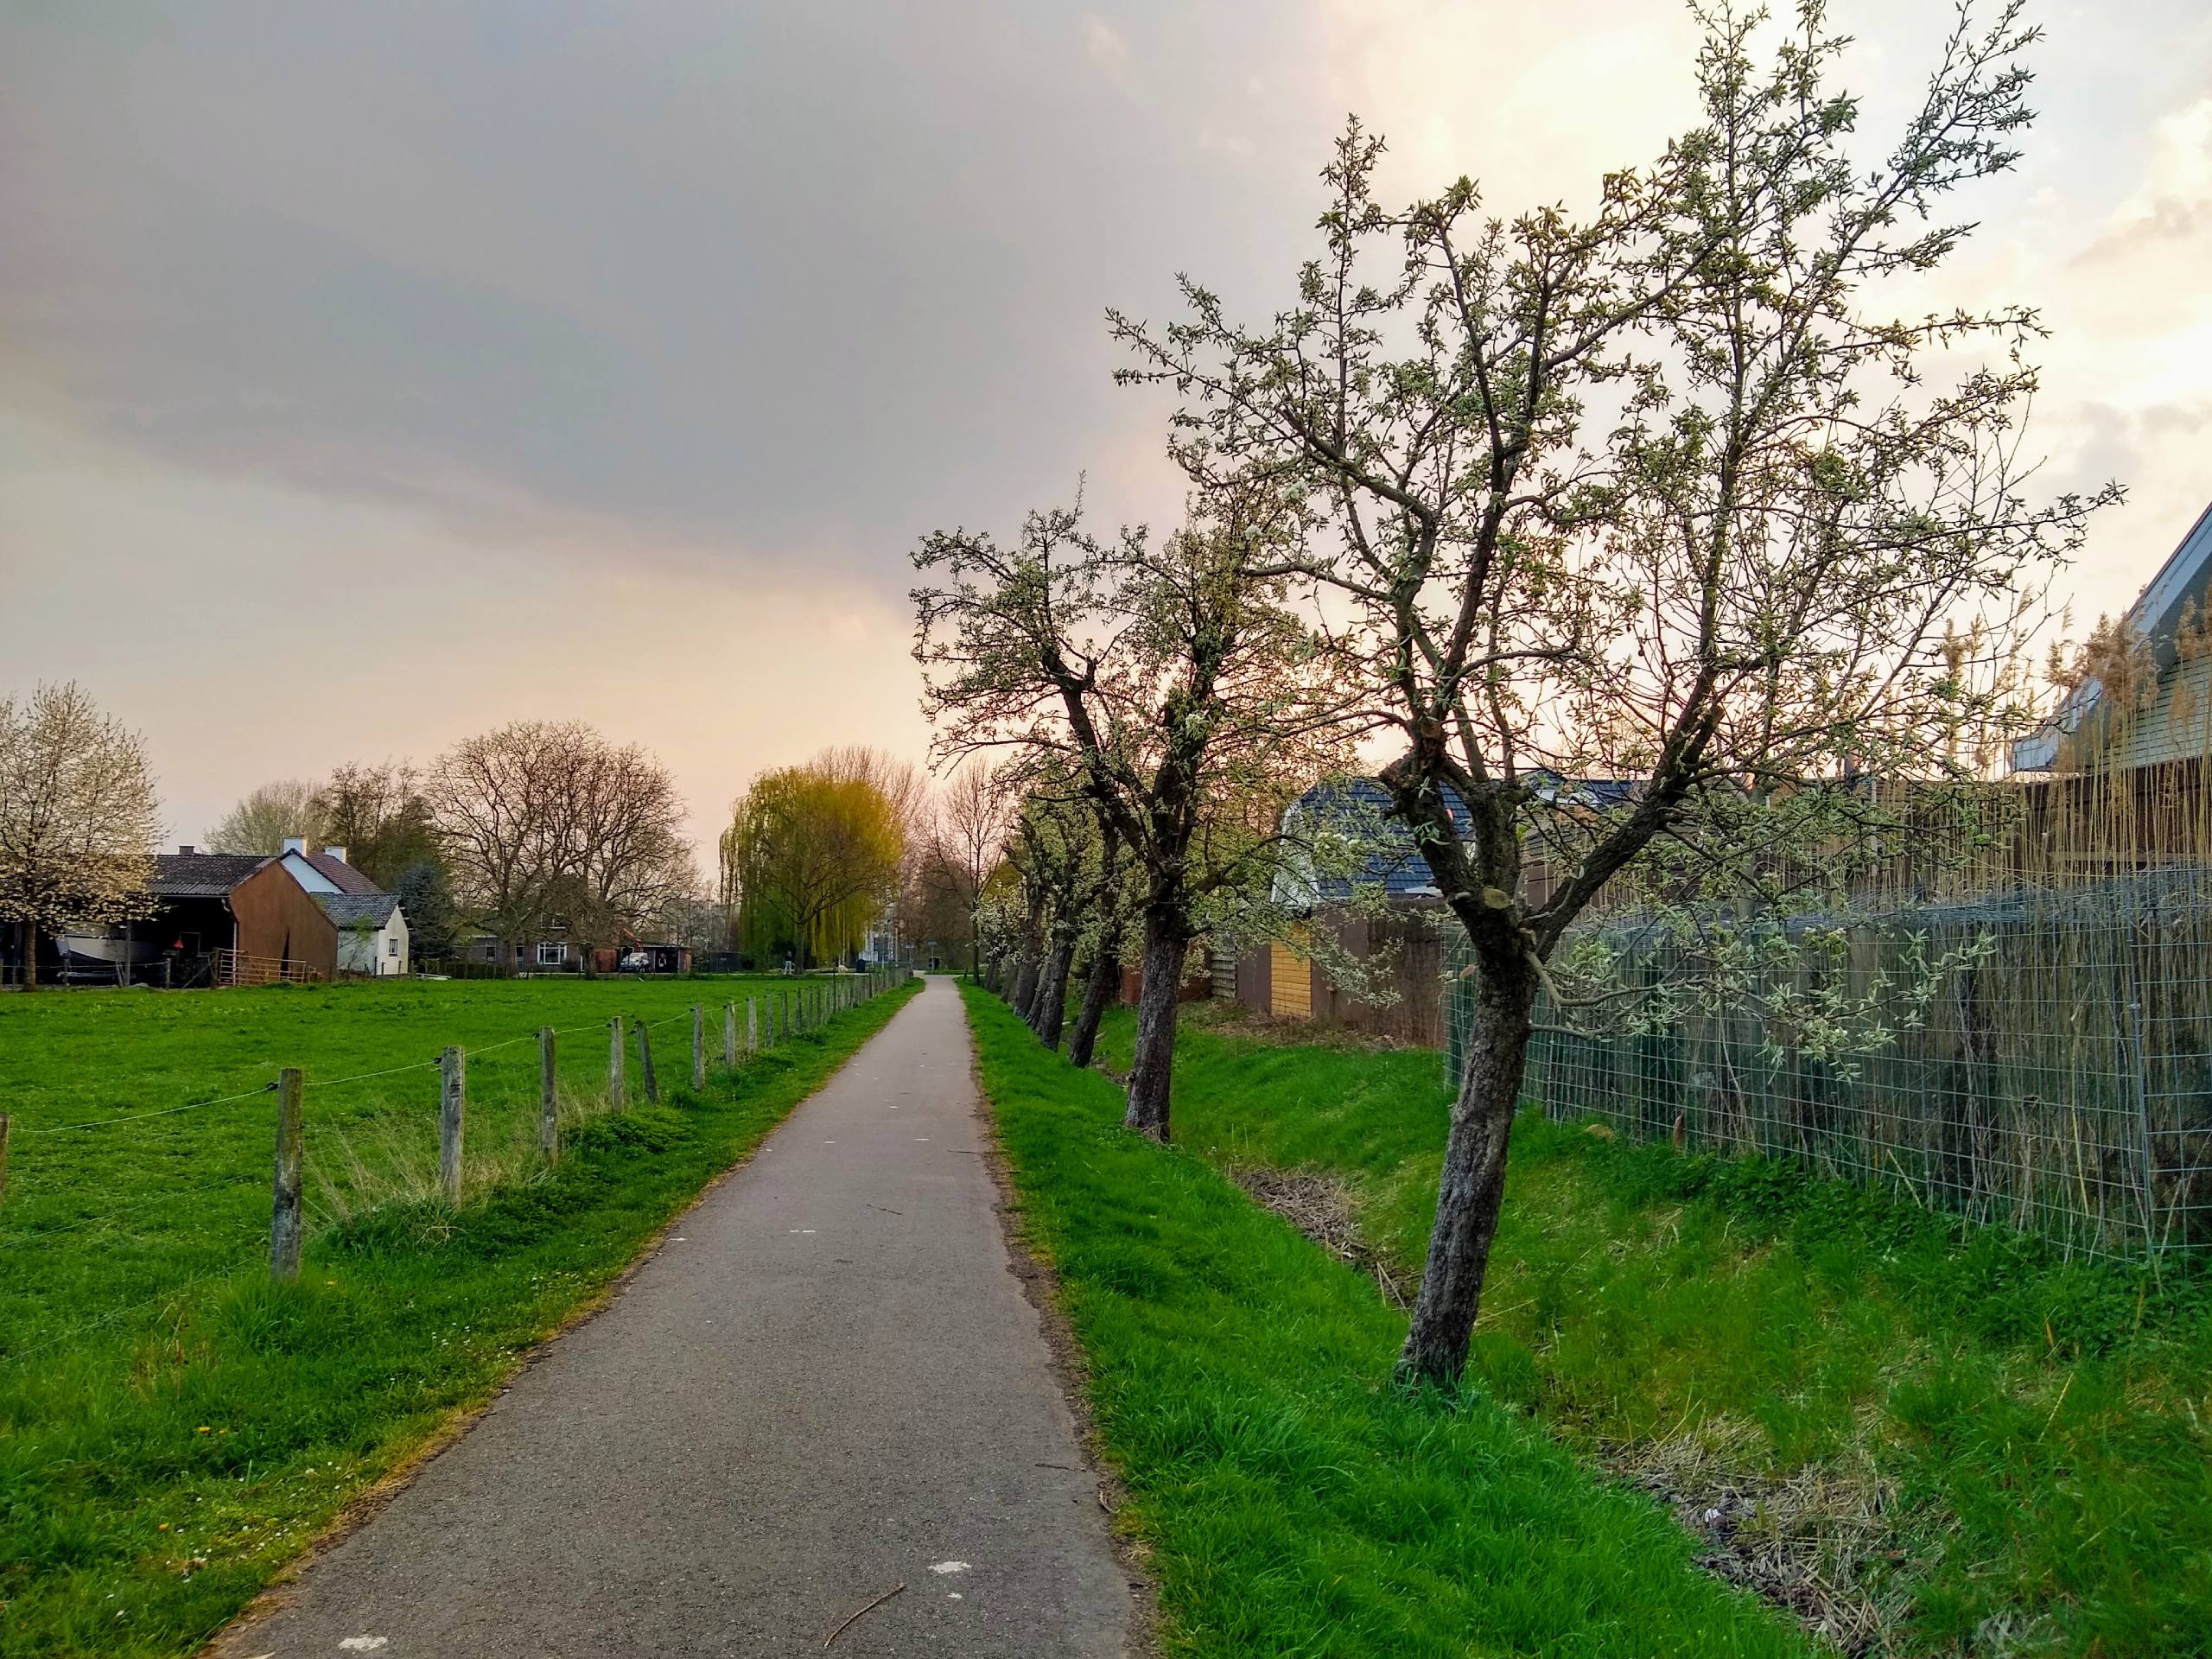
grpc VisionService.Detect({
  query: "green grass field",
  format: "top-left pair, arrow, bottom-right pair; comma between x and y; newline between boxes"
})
0,972 -> 914,1659
964,983 -> 1809,1658
1092,1002 -> 2212,1656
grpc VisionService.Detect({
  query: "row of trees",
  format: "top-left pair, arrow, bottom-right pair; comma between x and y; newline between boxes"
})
209,724 -> 697,969
5,687 -> 1008,989
912,1 -> 2114,1389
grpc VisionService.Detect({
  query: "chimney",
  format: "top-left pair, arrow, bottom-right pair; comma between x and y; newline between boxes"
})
178,843 -> 195,855
325,845 -> 348,865
282,836 -> 306,855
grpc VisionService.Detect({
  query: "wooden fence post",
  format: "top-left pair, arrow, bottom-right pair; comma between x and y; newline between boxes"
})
747,996 -> 759,1053
724,1002 -> 737,1068
609,1015 -> 626,1109
0,1111 -> 10,1209
440,1046 -> 465,1205
540,1027 -> 559,1165
270,1068 -> 303,1281
692,1004 -> 706,1090
638,1020 -> 660,1103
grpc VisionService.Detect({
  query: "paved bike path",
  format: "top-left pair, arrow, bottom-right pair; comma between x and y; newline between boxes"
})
213,976 -> 1133,1658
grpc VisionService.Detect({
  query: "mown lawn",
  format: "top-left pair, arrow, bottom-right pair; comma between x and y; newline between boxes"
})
964,983 -> 1809,1659
1096,1003 -> 2212,1656
0,973 -> 914,1659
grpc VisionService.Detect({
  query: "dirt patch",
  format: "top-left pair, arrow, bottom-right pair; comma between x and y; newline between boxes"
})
1184,1001 -> 1427,1054
1606,1427 -> 1910,1657
1228,1165 -> 1412,1310
1223,1159 -> 1912,1656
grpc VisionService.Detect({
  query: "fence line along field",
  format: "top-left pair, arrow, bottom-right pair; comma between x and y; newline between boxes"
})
0,974 -> 850,1361
0,969 -> 914,1658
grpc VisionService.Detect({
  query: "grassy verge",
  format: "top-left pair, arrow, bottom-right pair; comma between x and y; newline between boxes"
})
0,976 -> 917,1659
963,982 -> 1808,1658
1101,1002 -> 2212,1656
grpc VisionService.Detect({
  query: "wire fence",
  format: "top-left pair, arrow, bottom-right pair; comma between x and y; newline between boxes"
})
1444,874 -> 2212,1261
0,970 -> 917,1370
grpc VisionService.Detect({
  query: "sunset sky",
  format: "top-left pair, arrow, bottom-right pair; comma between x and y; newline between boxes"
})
6,0 -> 2211,861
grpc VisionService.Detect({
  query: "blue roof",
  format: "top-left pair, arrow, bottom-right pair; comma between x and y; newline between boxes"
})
1281,773 -> 1640,905
1285,778 -> 1465,900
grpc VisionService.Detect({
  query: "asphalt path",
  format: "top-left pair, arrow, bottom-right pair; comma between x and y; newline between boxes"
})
213,976 -> 1134,1658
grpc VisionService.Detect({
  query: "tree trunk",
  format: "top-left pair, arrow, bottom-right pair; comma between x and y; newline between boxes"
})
1034,940 -> 1072,1051
1398,950 -> 1538,1389
1122,913 -> 1187,1140
1011,947 -> 1041,1022
1066,931 -> 1122,1070
21,920 -> 37,990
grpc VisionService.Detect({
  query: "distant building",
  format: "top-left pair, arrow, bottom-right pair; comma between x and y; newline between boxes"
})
320,892 -> 410,976
55,849 -> 340,984
2015,499 -> 2212,773
276,838 -> 410,976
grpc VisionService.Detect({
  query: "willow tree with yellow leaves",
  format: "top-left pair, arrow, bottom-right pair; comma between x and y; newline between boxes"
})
721,756 -> 906,969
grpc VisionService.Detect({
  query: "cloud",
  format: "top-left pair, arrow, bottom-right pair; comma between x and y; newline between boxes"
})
1080,13 -> 1132,82
6,0 -> 2212,814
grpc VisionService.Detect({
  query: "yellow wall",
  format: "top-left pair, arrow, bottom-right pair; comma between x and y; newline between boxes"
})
1268,939 -> 1310,1019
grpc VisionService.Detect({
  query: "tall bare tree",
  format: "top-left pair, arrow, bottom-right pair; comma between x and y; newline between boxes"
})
0,683 -> 161,988
1113,2 -> 2115,1384
314,762 -> 440,884
206,779 -> 325,855
555,739 -> 694,969
934,758 -> 1014,972
428,721 -> 690,970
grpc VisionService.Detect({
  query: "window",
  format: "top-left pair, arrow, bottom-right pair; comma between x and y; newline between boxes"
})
386,936 -> 399,958
537,942 -> 566,967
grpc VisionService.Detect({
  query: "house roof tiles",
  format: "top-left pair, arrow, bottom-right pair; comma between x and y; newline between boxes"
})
148,852 -> 270,897
315,892 -> 401,929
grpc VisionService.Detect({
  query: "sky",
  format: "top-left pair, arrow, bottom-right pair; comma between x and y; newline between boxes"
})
5,0 -> 2212,863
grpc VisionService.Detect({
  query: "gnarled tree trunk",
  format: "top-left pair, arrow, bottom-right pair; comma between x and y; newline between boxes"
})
1122,912 -> 1188,1140
1066,928 -> 1122,1069
1034,940 -> 1072,1050
1398,948 -> 1538,1389
1010,948 -> 1040,1020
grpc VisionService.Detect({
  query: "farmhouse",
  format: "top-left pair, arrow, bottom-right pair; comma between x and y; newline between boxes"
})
271,837 -> 410,975
93,849 -> 340,983
451,928 -> 690,975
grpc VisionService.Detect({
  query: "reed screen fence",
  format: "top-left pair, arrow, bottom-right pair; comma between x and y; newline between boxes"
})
1446,873 -> 2212,1261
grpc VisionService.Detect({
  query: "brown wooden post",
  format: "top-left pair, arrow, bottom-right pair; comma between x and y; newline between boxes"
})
609,1015 -> 626,1109
270,1068 -> 303,1281
692,1004 -> 706,1090
747,995 -> 759,1053
440,1046 -> 465,1205
638,1020 -> 660,1103
724,1002 -> 737,1068
539,1027 -> 559,1165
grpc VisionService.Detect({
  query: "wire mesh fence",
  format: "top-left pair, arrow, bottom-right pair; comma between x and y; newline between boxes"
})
0,969 -> 916,1370
1446,874 -> 2212,1262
